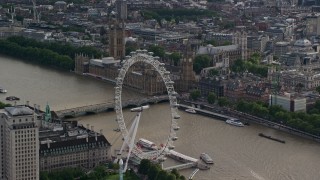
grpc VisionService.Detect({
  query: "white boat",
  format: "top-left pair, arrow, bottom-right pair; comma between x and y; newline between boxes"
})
200,153 -> 214,164
174,114 -> 180,119
226,118 -> 244,127
0,88 -> 7,93
185,108 -> 196,114
173,126 -> 180,130
137,138 -> 157,150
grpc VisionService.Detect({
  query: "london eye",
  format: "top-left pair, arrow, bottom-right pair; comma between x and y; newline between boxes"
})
114,50 -> 180,172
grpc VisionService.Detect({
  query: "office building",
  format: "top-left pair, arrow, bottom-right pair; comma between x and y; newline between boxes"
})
0,105 -> 40,180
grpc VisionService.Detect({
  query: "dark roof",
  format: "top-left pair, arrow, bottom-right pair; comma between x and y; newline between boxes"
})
246,85 -> 266,96
40,135 -> 111,152
227,81 -> 241,90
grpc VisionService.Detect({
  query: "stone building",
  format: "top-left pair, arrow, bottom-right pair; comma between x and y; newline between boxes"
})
233,31 -> 248,60
269,94 -> 306,112
39,123 -> 110,171
306,13 -> 320,37
224,80 -> 244,102
74,54 -> 168,95
280,38 -> 318,66
197,44 -> 240,66
0,104 -> 111,179
179,43 -> 196,92
274,41 -> 290,57
198,78 -> 225,97
109,20 -> 126,60
116,0 -> 127,20
269,68 -> 320,91
247,35 -> 269,53
0,105 -> 40,180
243,84 -> 269,103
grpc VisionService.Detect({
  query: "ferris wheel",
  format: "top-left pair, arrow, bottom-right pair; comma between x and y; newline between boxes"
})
114,50 -> 180,172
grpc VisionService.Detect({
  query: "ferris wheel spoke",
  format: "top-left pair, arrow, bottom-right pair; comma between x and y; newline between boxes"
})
115,50 -> 180,172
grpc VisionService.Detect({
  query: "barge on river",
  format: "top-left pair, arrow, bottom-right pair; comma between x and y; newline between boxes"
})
258,133 -> 286,144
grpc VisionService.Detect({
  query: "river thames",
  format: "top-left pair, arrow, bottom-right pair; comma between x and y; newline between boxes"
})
1,55 -> 320,180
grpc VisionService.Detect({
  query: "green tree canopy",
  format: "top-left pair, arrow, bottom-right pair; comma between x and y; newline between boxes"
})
193,55 -> 211,74
149,45 -> 165,58
208,69 -> 219,77
0,101 -> 11,109
190,89 -> 201,101
316,86 -> 320,94
217,97 -> 229,107
169,52 -> 181,66
147,165 -> 160,180
138,159 -> 151,175
207,92 -> 216,104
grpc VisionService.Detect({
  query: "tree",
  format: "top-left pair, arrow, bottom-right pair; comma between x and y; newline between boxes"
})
249,52 -> 261,64
190,89 -> 201,101
205,39 -> 217,46
231,59 -> 246,74
316,86 -> 320,94
171,169 -> 180,179
217,97 -> 228,107
40,172 -> 49,180
156,170 -> 168,180
193,55 -> 211,74
126,46 -> 137,56
148,165 -> 160,180
169,52 -> 181,66
149,45 -> 165,58
207,92 -> 216,104
167,174 -> 177,180
0,101 -> 11,109
92,165 -> 107,179
138,159 -> 151,175
208,69 -> 219,77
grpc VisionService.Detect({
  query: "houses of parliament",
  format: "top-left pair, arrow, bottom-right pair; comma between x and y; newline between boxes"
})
74,0 -> 195,95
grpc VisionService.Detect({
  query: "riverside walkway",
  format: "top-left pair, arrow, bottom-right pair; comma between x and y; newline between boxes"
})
54,95 -> 169,118
179,99 -> 320,142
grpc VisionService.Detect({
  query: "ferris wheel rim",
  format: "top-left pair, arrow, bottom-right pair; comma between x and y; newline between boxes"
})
114,50 -> 180,160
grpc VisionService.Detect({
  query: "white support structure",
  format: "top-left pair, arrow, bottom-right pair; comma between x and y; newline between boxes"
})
114,50 -> 180,165
122,112 -> 141,172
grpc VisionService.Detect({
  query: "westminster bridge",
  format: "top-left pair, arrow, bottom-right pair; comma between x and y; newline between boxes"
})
54,95 -> 169,119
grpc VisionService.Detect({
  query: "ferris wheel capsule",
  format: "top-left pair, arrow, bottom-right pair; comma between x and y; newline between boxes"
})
114,50 -> 179,168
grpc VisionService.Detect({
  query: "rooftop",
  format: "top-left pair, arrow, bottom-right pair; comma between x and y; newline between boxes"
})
5,106 -> 34,116
39,121 -> 111,152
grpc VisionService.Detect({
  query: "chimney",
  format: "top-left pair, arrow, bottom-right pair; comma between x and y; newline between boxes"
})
86,124 -> 90,130
26,101 -> 29,106
91,126 -> 94,132
34,104 -> 37,112
38,105 -> 40,111
100,129 -> 103,135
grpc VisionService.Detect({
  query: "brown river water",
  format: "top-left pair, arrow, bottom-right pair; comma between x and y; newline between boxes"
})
1,56 -> 319,180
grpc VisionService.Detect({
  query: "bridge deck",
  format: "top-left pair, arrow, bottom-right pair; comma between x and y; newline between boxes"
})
54,95 -> 169,118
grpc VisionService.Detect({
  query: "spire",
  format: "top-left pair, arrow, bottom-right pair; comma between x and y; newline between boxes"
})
45,103 -> 52,123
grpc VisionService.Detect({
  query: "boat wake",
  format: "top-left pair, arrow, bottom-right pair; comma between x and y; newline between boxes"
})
250,169 -> 266,180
